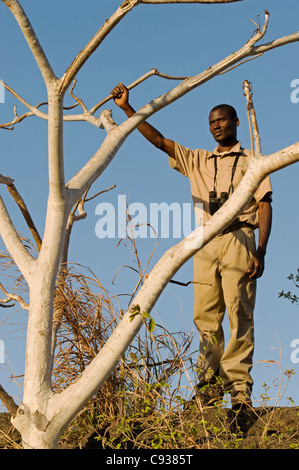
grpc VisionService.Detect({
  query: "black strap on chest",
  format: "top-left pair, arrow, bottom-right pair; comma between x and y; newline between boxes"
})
213,154 -> 240,195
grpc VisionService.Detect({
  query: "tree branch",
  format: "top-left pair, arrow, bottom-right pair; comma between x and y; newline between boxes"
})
89,68 -> 188,116
47,93 -> 66,203
0,282 -> 29,311
243,80 -> 261,157
1,0 -> 56,86
0,80 -> 48,130
0,384 -> 18,417
0,196 -> 35,282
62,69 -> 187,128
6,183 -> 42,251
0,69 -> 186,130
58,0 -> 141,95
251,31 -> 299,56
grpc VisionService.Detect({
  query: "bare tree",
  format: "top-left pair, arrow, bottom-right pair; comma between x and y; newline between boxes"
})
0,0 -> 298,449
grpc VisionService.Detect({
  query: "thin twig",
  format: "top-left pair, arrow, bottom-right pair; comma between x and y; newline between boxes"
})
243,80 -> 262,156
89,69 -> 188,115
84,184 -> 116,202
0,282 -> 29,311
69,79 -> 88,113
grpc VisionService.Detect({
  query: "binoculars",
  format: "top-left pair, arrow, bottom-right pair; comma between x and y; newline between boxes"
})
209,191 -> 228,216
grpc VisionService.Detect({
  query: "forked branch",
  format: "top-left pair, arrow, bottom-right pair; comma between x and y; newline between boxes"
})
58,0 -> 141,95
0,80 -> 48,130
59,0 -> 241,94
0,282 -> 29,310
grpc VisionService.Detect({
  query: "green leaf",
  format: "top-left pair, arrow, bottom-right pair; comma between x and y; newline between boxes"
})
129,352 -> 138,362
142,312 -> 150,319
148,318 -> 155,333
211,334 -> 218,345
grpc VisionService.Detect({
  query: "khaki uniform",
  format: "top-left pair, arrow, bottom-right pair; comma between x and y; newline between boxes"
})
169,141 -> 272,402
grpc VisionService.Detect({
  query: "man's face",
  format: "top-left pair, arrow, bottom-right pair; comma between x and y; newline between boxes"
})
209,108 -> 239,146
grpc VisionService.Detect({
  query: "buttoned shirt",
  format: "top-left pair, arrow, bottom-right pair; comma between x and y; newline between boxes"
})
168,141 -> 272,227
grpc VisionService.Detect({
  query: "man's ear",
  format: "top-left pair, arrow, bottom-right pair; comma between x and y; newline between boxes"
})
234,117 -> 240,128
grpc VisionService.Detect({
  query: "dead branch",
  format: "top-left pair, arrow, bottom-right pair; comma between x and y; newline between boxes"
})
0,297 -> 14,308
0,282 -> 29,311
6,184 -> 42,251
1,0 -> 56,85
0,80 -> 48,130
0,384 -> 18,417
89,69 -> 188,116
69,80 -> 88,114
243,80 -> 262,156
58,0 -> 141,95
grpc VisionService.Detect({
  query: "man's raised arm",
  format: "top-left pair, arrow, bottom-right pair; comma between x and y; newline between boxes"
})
111,83 -> 175,157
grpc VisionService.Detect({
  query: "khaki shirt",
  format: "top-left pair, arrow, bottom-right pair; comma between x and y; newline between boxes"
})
168,141 -> 272,227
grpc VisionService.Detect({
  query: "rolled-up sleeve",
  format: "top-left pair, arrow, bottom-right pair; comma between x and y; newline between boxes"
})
254,175 -> 273,203
168,142 -> 194,177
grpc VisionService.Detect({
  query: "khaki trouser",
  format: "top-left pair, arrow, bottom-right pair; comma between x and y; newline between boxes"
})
193,227 -> 256,400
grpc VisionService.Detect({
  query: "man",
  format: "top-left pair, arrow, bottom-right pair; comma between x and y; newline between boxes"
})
111,83 -> 272,409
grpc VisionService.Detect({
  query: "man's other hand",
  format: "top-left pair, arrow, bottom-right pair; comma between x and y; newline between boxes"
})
111,82 -> 129,109
248,247 -> 265,279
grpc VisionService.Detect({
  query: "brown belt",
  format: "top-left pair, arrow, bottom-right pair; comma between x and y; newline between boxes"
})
221,221 -> 254,235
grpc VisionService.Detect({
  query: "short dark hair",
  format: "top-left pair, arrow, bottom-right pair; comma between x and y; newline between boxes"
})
210,104 -> 238,120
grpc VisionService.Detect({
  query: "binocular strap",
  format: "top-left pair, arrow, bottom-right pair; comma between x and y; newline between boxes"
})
213,154 -> 240,195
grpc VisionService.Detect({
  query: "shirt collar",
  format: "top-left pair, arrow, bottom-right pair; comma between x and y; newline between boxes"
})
208,141 -> 243,159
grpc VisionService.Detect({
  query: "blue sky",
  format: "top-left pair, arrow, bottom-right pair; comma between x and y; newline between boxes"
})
0,0 -> 299,409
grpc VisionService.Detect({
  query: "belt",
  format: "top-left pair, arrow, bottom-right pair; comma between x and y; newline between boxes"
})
221,221 -> 254,235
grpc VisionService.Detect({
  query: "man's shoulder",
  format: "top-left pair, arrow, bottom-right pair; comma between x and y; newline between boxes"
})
240,146 -> 252,157
174,142 -> 212,157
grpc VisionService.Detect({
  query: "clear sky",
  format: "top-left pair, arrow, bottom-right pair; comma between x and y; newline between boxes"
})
0,0 -> 298,409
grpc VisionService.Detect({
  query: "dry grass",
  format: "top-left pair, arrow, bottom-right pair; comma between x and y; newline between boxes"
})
51,264 -> 197,449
